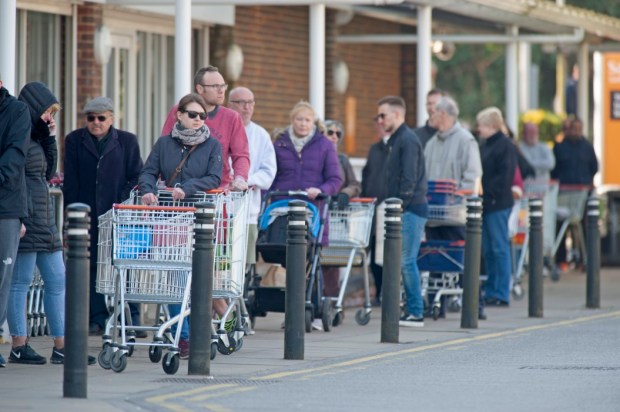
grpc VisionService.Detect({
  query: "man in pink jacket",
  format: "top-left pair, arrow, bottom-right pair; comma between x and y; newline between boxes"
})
161,66 -> 250,190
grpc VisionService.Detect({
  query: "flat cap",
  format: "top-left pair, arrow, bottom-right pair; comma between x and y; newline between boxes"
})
83,96 -> 114,113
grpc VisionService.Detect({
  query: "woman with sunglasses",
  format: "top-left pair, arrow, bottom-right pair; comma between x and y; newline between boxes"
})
322,120 -> 361,300
139,93 -> 222,359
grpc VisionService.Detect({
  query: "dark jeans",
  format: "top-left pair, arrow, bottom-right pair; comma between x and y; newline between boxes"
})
89,263 -> 140,328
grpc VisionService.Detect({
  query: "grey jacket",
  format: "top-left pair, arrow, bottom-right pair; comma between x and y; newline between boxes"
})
519,142 -> 555,180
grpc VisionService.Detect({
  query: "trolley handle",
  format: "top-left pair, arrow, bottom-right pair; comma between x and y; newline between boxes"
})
349,197 -> 377,204
266,190 -> 329,201
112,204 -> 196,212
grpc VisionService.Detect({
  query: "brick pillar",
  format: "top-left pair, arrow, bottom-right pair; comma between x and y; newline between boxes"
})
76,2 -> 103,122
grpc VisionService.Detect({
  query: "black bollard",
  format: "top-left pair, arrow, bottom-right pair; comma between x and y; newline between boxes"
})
381,198 -> 402,343
63,203 -> 91,399
461,197 -> 482,329
586,196 -> 601,309
284,200 -> 307,360
528,198 -> 544,318
189,202 -> 216,375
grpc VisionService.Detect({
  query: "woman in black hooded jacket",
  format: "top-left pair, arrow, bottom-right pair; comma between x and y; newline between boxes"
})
7,82 -> 94,365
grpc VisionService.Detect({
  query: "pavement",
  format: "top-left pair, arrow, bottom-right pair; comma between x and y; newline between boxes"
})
1,266 -> 619,411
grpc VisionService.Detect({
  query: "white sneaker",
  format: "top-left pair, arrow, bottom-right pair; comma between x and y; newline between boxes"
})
312,319 -> 324,331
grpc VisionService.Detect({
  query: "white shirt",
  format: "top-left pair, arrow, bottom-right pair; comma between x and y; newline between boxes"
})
245,121 -> 277,223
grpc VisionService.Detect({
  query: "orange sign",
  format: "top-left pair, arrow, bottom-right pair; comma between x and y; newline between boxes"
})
602,53 -> 620,184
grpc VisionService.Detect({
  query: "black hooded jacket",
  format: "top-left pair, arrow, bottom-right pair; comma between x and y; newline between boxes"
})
0,86 -> 30,219
17,82 -> 62,252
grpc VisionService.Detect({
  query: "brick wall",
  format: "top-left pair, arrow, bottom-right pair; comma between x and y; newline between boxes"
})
76,2 -> 103,122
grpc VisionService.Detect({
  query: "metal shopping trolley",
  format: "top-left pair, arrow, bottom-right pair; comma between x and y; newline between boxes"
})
320,198 -> 376,326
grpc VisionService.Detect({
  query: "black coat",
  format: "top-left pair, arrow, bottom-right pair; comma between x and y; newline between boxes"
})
63,126 -> 143,257
0,87 -> 30,219
361,139 -> 389,203
480,131 -> 517,213
551,136 -> 598,186
17,82 -> 62,252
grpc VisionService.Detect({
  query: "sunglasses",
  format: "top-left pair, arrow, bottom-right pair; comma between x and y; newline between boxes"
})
327,130 -> 342,138
182,110 -> 207,120
374,113 -> 387,121
86,115 -> 107,122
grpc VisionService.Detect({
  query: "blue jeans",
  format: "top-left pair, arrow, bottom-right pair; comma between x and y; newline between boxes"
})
168,304 -> 189,340
8,251 -> 65,338
482,208 -> 512,303
401,212 -> 427,318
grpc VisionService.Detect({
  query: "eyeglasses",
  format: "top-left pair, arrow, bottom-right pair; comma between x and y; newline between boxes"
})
229,99 -> 255,106
86,115 -> 107,122
200,83 -> 228,91
374,113 -> 387,121
326,130 -> 342,138
182,110 -> 207,120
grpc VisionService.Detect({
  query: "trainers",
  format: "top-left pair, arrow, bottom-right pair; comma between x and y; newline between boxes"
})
311,318 -> 324,331
178,338 -> 190,360
0,353 -> 5,367
50,347 -> 96,365
224,312 -> 237,334
399,314 -> 424,328
9,344 -> 47,365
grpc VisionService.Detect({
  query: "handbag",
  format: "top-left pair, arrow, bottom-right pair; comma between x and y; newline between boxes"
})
166,145 -> 197,186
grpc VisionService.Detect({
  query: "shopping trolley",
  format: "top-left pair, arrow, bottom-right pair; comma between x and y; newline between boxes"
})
320,198 -> 376,326
419,181 -> 467,320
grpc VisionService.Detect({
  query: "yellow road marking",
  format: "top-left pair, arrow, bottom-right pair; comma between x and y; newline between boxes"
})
146,384 -> 237,411
202,404 -> 233,412
189,386 -> 255,402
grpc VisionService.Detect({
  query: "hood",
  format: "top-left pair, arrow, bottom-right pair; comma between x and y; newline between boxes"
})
18,82 -> 59,126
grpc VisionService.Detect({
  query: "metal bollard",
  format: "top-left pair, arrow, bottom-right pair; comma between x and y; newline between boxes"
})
461,197 -> 482,329
189,202 -> 216,375
528,198 -> 544,318
381,198 -> 402,344
586,196 -> 601,309
284,200 -> 307,360
63,203 -> 91,399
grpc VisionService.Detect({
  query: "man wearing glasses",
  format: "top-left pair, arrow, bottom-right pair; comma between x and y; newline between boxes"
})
63,97 -> 144,336
161,66 -> 250,191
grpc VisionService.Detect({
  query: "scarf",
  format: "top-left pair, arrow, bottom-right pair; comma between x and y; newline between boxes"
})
289,125 -> 315,153
172,122 -> 210,146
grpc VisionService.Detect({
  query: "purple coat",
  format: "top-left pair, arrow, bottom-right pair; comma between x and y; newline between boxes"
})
270,129 -> 342,243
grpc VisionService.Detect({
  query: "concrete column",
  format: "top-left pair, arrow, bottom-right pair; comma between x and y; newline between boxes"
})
309,4 -> 326,119
578,42 -> 590,133
505,25 -> 519,132
0,0 -> 17,93
175,0 -> 192,103
417,5 -> 432,127
518,42 -> 531,114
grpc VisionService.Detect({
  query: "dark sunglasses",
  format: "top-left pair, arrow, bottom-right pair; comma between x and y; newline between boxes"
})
86,115 -> 107,122
327,130 -> 342,138
374,113 -> 387,121
182,110 -> 207,120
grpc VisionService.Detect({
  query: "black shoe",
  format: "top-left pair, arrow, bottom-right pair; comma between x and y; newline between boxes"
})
50,347 -> 96,365
134,330 -> 148,339
9,344 -> 47,365
88,323 -> 104,336
399,314 -> 424,328
478,311 -> 487,320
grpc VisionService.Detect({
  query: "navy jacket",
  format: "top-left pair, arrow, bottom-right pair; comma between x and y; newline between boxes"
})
480,131 -> 517,213
551,137 -> 598,186
63,126 -> 143,256
384,123 -> 428,217
0,87 -> 30,219
17,82 -> 62,252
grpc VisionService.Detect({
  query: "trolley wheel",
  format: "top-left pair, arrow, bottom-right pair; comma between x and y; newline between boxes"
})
217,336 -> 236,355
551,266 -> 560,282
305,309 -> 313,333
98,346 -> 112,370
448,297 -> 461,313
512,283 -> 524,300
127,338 -> 135,357
321,300 -> 333,332
235,337 -> 244,352
149,345 -> 163,363
432,306 -> 441,321
162,353 -> 180,375
210,342 -> 217,360
355,309 -> 371,326
333,311 -> 344,327
110,351 -> 127,373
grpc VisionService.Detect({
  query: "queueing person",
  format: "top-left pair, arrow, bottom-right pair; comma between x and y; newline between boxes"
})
375,96 -> 428,327
8,82 -> 96,365
140,93 -> 223,358
63,97 -> 144,336
0,74 -> 30,368
476,107 -> 518,307
519,122 -> 555,180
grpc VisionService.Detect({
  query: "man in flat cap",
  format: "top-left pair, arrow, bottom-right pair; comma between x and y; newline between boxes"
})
63,97 -> 144,336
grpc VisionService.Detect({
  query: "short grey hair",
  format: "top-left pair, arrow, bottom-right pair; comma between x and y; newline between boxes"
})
435,96 -> 459,118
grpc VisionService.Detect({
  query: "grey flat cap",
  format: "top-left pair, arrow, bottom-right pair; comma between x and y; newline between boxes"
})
83,96 -> 114,113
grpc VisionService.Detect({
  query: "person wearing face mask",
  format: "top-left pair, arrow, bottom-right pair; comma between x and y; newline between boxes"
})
8,82 -> 96,365
322,119 -> 361,299
140,92 -> 222,359
63,96 -> 144,337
